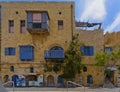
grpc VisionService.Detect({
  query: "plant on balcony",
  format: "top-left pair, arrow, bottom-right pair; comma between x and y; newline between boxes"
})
60,34 -> 84,80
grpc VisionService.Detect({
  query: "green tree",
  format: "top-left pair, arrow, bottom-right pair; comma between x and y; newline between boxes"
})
60,34 -> 84,80
95,46 -> 120,80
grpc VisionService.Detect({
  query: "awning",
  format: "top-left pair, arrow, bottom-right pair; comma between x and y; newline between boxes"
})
107,67 -> 117,71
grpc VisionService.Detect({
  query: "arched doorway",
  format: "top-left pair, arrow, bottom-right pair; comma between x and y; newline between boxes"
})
87,75 -> 93,85
47,75 -> 54,87
12,75 -> 19,87
25,75 -> 37,87
57,76 -> 63,87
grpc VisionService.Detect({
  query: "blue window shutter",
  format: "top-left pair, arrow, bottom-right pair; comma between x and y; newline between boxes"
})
5,48 -> 9,55
42,22 -> 47,29
90,46 -> 94,56
20,46 -> 25,60
41,13 -> 47,22
27,23 -> 33,29
84,47 -> 88,56
87,47 -> 91,56
27,12 -> 32,22
27,12 -> 33,29
11,48 -> 15,55
20,46 -> 34,61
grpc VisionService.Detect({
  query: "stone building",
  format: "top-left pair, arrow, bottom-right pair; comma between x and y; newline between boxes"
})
0,1 -> 75,87
75,28 -> 104,86
0,1 -> 105,87
104,32 -> 120,86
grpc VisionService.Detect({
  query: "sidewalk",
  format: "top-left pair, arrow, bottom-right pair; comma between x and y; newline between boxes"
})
6,87 -> 120,92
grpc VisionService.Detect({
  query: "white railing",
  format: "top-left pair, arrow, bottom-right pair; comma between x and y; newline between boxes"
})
67,81 -> 85,92
3,81 -> 14,92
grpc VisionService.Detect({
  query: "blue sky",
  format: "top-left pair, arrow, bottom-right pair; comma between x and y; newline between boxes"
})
1,0 -> 120,33
75,0 -> 120,33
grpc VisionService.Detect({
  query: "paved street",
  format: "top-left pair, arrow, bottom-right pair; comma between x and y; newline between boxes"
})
6,87 -> 120,92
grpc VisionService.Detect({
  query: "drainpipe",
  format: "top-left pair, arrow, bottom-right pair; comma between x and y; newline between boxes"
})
71,4 -> 73,42
0,5 -> 1,79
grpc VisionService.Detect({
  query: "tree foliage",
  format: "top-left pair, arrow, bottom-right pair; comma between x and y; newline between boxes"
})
95,46 -> 120,77
60,34 -> 84,80
95,47 -> 120,67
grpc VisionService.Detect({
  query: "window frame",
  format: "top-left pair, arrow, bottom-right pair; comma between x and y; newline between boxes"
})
10,66 -> 14,72
5,47 -> 15,56
30,67 -> 34,73
20,20 -> 26,33
80,46 -> 94,56
104,47 -> 112,54
58,20 -> 64,30
19,45 -> 34,61
9,20 -> 14,33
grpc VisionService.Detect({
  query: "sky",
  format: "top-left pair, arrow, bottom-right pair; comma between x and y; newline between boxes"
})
0,0 -> 120,33
75,0 -> 120,33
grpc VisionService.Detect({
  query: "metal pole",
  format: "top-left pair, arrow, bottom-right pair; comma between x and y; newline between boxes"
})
67,81 -> 68,92
12,81 -> 14,92
84,86 -> 85,92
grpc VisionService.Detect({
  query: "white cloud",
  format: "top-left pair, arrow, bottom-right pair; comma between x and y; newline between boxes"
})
80,0 -> 106,21
104,13 -> 120,33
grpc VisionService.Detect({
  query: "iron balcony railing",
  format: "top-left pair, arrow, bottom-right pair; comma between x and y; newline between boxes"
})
44,50 -> 64,59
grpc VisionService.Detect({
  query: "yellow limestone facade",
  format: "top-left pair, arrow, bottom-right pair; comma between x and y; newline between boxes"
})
75,29 -> 104,86
0,2 -> 105,87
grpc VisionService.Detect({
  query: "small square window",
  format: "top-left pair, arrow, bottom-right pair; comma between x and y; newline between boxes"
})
80,46 -> 94,56
5,47 -> 15,55
104,47 -> 112,54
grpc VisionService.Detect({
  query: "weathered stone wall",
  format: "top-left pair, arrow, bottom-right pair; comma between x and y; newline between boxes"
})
75,29 -> 104,86
0,2 -> 74,84
104,32 -> 120,86
75,29 -> 104,64
104,32 -> 120,46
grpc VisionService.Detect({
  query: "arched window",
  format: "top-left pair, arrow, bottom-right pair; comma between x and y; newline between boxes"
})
30,67 -> 34,73
50,46 -> 63,50
87,75 -> 93,84
10,66 -> 14,72
83,66 -> 87,72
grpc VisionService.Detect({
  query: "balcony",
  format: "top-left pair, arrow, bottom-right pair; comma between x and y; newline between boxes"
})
27,22 -> 49,34
27,11 -> 50,34
44,50 -> 65,59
